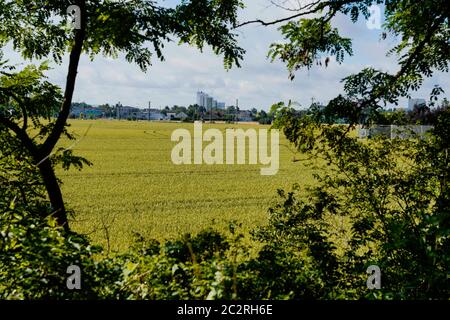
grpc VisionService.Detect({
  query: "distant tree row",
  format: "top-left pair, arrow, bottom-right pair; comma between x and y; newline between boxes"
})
374,99 -> 449,125
285,99 -> 450,126
71,102 -> 276,124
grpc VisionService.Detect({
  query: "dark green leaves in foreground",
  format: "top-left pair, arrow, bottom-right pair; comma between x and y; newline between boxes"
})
269,101 -> 450,299
0,62 -> 62,125
0,0 -> 245,71
268,18 -> 353,79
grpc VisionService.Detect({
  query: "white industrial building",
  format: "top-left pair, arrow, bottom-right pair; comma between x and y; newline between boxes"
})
408,98 -> 426,110
196,91 -> 225,110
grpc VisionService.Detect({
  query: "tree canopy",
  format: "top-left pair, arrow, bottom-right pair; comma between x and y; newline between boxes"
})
256,0 -> 449,119
0,0 -> 246,230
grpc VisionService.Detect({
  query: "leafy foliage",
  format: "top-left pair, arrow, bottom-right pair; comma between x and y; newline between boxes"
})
0,0 -> 245,71
262,0 -> 449,299
269,103 -> 450,299
0,193 -> 122,299
0,0 -> 246,228
269,18 -> 352,79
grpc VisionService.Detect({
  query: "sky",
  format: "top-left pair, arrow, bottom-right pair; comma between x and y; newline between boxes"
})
3,0 -> 449,111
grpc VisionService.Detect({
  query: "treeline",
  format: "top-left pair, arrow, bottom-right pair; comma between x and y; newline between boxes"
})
291,99 -> 450,126
373,104 -> 449,125
161,105 -> 274,124
71,102 -> 275,124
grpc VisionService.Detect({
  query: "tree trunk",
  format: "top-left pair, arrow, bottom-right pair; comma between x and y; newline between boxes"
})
36,1 -> 86,232
37,158 -> 69,232
1,2 -> 86,232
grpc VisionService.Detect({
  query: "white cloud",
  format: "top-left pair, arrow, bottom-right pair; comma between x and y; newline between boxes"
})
2,0 -> 448,110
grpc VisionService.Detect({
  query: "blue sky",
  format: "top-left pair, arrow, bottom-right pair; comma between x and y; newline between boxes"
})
4,0 -> 449,110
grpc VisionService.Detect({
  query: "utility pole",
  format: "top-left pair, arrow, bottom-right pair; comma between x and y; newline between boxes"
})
148,101 -> 151,121
117,102 -> 122,120
235,99 -> 239,123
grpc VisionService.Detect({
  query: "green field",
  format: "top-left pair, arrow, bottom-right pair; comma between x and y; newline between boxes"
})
58,120 -> 314,252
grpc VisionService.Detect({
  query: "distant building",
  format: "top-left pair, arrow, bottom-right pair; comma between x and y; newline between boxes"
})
196,91 -> 203,106
408,98 -> 426,110
145,109 -> 165,121
237,110 -> 253,122
358,125 -> 433,139
196,91 -> 226,109
70,104 -> 103,119
118,106 -> 140,119
197,91 -> 209,108
206,96 -> 213,109
147,113 -> 162,120
176,112 -> 188,120
70,106 -> 84,118
166,112 -> 177,120
84,108 -> 103,119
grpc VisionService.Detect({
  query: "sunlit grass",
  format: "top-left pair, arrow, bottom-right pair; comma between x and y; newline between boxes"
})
58,120 -> 316,253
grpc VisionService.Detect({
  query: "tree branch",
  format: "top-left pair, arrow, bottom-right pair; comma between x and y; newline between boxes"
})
7,91 -> 28,130
0,115 -> 38,157
40,0 -> 87,157
235,0 -> 359,29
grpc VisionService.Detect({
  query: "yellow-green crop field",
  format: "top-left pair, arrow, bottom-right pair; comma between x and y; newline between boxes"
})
58,120 -> 315,252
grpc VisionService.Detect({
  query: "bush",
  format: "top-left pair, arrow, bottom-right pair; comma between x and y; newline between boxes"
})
268,105 -> 450,299
0,202 -> 123,299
